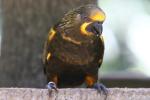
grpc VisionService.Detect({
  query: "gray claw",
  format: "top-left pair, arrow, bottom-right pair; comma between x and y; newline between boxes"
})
46,82 -> 58,92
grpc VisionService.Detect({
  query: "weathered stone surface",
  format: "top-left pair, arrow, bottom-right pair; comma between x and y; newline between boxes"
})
0,88 -> 150,100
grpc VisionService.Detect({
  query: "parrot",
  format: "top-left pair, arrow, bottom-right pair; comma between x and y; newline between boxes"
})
42,4 -> 107,95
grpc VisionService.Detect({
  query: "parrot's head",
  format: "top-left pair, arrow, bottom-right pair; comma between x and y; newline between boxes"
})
54,4 -> 105,44
79,4 -> 106,36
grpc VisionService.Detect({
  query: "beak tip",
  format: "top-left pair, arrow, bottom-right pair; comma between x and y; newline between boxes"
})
93,22 -> 102,35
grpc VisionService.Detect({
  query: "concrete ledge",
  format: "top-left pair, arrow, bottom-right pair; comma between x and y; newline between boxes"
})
0,88 -> 150,100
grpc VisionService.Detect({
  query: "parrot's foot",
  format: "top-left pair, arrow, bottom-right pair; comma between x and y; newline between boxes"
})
93,83 -> 108,95
93,83 -> 108,100
46,82 -> 58,95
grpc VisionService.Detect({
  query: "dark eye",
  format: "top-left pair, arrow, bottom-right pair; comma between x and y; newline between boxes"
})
83,16 -> 89,21
83,16 -> 88,19
81,15 -> 91,21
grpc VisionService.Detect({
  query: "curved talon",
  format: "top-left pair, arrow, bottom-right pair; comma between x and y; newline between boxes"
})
93,83 -> 108,95
46,82 -> 58,92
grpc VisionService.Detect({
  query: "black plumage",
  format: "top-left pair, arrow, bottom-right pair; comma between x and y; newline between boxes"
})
43,4 -> 106,89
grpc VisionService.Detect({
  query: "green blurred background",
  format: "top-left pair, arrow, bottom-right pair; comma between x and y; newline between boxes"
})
0,0 -> 150,88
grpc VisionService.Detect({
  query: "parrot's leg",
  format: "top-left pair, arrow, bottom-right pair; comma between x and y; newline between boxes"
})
85,75 -> 108,99
93,83 -> 108,95
46,75 -> 58,95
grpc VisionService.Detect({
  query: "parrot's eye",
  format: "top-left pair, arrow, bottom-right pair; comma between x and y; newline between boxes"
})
81,15 -> 91,22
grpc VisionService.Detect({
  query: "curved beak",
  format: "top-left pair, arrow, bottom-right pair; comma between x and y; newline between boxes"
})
92,22 -> 103,36
86,21 -> 103,36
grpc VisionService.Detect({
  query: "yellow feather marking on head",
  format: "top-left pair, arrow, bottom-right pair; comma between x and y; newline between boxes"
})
46,53 -> 51,61
80,22 -> 93,36
48,28 -> 56,41
62,35 -> 81,45
90,11 -> 105,22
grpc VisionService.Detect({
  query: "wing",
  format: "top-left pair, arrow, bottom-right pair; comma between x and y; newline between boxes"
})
94,35 -> 104,68
42,28 -> 57,74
